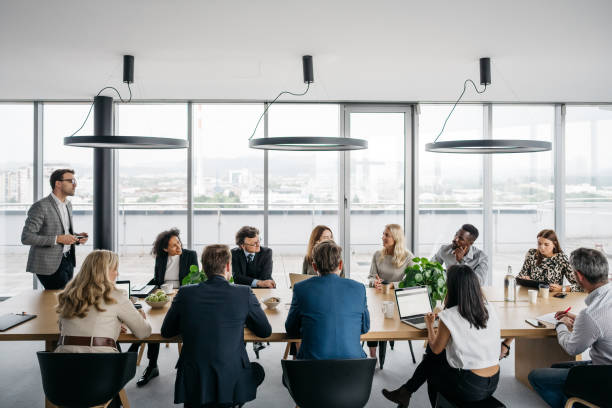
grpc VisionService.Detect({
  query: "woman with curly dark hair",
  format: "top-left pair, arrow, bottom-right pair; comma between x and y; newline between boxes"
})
132,228 -> 199,387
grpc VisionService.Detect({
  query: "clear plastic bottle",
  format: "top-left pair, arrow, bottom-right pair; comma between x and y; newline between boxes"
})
504,265 -> 516,302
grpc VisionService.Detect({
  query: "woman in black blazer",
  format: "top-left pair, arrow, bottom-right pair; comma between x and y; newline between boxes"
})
131,228 -> 199,387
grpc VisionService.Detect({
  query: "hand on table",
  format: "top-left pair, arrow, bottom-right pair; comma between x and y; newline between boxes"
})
424,312 -> 437,327
549,284 -> 563,292
558,316 -> 574,331
554,310 -> 576,321
374,275 -> 382,290
257,279 -> 276,288
120,324 -> 128,334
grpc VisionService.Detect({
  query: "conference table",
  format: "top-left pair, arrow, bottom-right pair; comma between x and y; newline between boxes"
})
0,285 -> 586,407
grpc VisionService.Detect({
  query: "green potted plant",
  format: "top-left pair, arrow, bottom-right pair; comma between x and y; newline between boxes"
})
181,264 -> 207,286
399,257 -> 447,309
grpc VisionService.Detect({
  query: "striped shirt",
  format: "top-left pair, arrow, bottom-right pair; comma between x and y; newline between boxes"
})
556,283 -> 612,365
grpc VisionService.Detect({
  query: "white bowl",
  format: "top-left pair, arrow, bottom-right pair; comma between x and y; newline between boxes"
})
145,298 -> 170,309
263,297 -> 281,310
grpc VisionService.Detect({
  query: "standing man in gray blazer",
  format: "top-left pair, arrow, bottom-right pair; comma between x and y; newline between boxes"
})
21,169 -> 88,289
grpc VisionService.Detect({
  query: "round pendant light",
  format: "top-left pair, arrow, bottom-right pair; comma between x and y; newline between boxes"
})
249,136 -> 367,151
425,139 -> 552,154
248,55 -> 368,152
428,58 -> 551,154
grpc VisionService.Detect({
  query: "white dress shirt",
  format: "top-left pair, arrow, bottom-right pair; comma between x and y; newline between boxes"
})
51,192 -> 71,253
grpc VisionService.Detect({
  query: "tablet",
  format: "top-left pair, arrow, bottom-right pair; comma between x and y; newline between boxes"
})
516,277 -> 546,288
0,313 -> 37,331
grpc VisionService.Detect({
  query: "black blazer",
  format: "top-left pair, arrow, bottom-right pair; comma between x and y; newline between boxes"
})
231,246 -> 273,286
148,249 -> 199,287
161,275 -> 272,406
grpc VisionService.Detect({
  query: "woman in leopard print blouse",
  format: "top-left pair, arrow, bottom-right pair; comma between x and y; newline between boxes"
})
517,229 -> 580,292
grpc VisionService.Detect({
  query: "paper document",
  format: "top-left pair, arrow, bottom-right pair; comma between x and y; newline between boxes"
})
536,312 -> 558,325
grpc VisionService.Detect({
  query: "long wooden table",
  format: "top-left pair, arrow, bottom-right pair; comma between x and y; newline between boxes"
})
0,285 -> 586,401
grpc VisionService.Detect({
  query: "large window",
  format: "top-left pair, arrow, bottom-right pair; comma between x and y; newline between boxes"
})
43,103 -> 94,277
268,104 -> 339,284
349,110 -> 407,282
192,104 -> 264,252
565,106 -> 612,260
116,104 -> 188,283
492,106 -> 554,286
418,105 -> 484,262
0,104 -> 33,295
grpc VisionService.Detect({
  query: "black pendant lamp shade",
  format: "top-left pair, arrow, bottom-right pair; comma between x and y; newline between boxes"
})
248,55 -> 368,152
64,55 -> 188,149
426,57 -> 552,154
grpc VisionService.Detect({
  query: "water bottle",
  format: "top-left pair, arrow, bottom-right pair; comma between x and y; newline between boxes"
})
504,265 -> 516,302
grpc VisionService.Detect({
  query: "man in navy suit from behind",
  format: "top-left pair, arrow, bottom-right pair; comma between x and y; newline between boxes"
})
285,240 -> 370,359
161,244 -> 272,407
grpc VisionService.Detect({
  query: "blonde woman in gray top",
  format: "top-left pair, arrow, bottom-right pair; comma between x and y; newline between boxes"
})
55,250 -> 151,353
367,224 -> 415,359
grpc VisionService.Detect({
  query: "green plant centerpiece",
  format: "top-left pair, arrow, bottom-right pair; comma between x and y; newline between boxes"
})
399,257 -> 447,309
181,264 -> 234,286
181,264 -> 207,286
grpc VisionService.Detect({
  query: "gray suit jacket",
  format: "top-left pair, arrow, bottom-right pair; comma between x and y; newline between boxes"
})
21,194 -> 76,275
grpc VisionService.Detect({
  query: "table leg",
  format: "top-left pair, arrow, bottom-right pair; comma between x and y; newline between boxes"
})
378,341 -> 387,369
515,337 -> 579,389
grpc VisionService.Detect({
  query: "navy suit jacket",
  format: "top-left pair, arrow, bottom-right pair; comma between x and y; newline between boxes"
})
231,246 -> 273,286
161,275 -> 272,405
285,273 -> 370,360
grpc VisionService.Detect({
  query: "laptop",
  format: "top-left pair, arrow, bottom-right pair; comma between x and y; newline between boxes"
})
115,280 -> 131,298
289,273 -> 314,288
131,283 -> 156,298
394,286 -> 435,329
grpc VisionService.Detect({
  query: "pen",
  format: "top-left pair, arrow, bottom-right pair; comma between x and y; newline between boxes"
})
562,307 -> 571,315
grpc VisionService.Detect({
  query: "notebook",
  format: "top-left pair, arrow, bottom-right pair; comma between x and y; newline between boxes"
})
536,312 -> 558,326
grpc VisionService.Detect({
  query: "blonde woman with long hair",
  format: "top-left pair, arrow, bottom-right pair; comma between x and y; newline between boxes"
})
367,224 -> 415,360
55,250 -> 151,353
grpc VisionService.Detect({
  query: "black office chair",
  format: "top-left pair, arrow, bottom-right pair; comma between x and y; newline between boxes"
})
281,358 -> 376,408
563,365 -> 612,408
37,351 -> 137,408
434,392 -> 506,408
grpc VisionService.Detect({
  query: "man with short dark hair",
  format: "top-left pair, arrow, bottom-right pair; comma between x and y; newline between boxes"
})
285,240 -> 370,359
161,244 -> 271,407
21,169 -> 88,289
231,226 -> 275,288
432,224 -> 489,285
528,248 -> 611,408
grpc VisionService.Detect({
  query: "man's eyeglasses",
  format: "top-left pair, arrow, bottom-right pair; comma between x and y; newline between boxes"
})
244,241 -> 260,247
60,178 -> 77,185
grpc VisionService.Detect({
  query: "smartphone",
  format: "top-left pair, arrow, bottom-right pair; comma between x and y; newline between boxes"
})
553,293 -> 567,298
133,303 -> 142,310
525,318 -> 544,328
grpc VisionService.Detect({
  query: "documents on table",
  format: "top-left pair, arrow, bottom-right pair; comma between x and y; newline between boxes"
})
536,312 -> 558,326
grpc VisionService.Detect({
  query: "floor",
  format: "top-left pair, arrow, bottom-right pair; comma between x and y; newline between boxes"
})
0,339 -> 548,407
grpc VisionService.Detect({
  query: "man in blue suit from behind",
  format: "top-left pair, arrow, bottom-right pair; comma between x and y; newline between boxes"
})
285,240 -> 370,359
161,244 -> 272,407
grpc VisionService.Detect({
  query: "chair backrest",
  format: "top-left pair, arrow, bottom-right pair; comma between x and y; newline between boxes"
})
563,364 -> 612,408
289,273 -> 314,289
281,358 -> 376,408
37,351 -> 137,408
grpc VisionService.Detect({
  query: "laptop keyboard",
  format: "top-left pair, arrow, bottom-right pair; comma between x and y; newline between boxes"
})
403,316 -> 425,324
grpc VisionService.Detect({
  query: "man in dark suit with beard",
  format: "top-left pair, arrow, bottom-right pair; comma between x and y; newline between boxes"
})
161,244 -> 271,407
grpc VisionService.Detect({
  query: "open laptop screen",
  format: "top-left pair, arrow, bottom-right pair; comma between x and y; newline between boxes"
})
115,280 -> 130,298
395,286 -> 431,318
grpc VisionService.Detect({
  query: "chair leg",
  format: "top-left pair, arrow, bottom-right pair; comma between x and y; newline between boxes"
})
283,343 -> 291,360
165,342 -> 169,348
253,343 -> 260,359
379,341 -> 388,369
565,397 -> 599,408
177,341 -> 183,354
118,388 -> 130,408
408,340 -> 416,364
390,340 -> 395,350
136,343 -> 146,366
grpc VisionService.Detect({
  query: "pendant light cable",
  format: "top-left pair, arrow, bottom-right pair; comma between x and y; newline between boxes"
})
433,79 -> 486,143
69,84 -> 132,137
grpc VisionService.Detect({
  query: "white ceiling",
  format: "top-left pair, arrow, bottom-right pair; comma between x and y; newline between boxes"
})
1,0 -> 611,102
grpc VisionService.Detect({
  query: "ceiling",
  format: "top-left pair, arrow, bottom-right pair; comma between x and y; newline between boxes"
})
1,0 -> 611,103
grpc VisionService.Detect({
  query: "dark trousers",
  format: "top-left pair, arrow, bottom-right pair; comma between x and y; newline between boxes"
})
528,360 -> 591,408
36,254 -> 74,290
127,343 -> 160,366
404,346 -> 499,406
185,362 -> 264,408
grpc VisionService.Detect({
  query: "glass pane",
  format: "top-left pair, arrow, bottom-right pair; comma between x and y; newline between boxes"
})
492,105 -> 554,287
192,104 -> 264,255
268,104 -> 339,287
350,112 -> 405,283
0,104 -> 33,294
116,104 -> 188,284
418,105 -> 484,264
43,103 -> 95,275
565,106 -> 612,270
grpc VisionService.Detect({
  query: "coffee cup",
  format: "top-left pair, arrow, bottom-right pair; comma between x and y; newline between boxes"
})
528,289 -> 538,305
538,283 -> 550,299
381,280 -> 391,294
161,283 -> 173,294
381,300 -> 394,318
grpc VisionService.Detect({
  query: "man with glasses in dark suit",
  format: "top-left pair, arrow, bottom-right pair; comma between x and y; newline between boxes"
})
21,169 -> 88,289
231,226 -> 275,289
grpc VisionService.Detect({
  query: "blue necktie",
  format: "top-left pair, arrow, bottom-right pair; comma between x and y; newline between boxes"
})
247,253 -> 255,263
